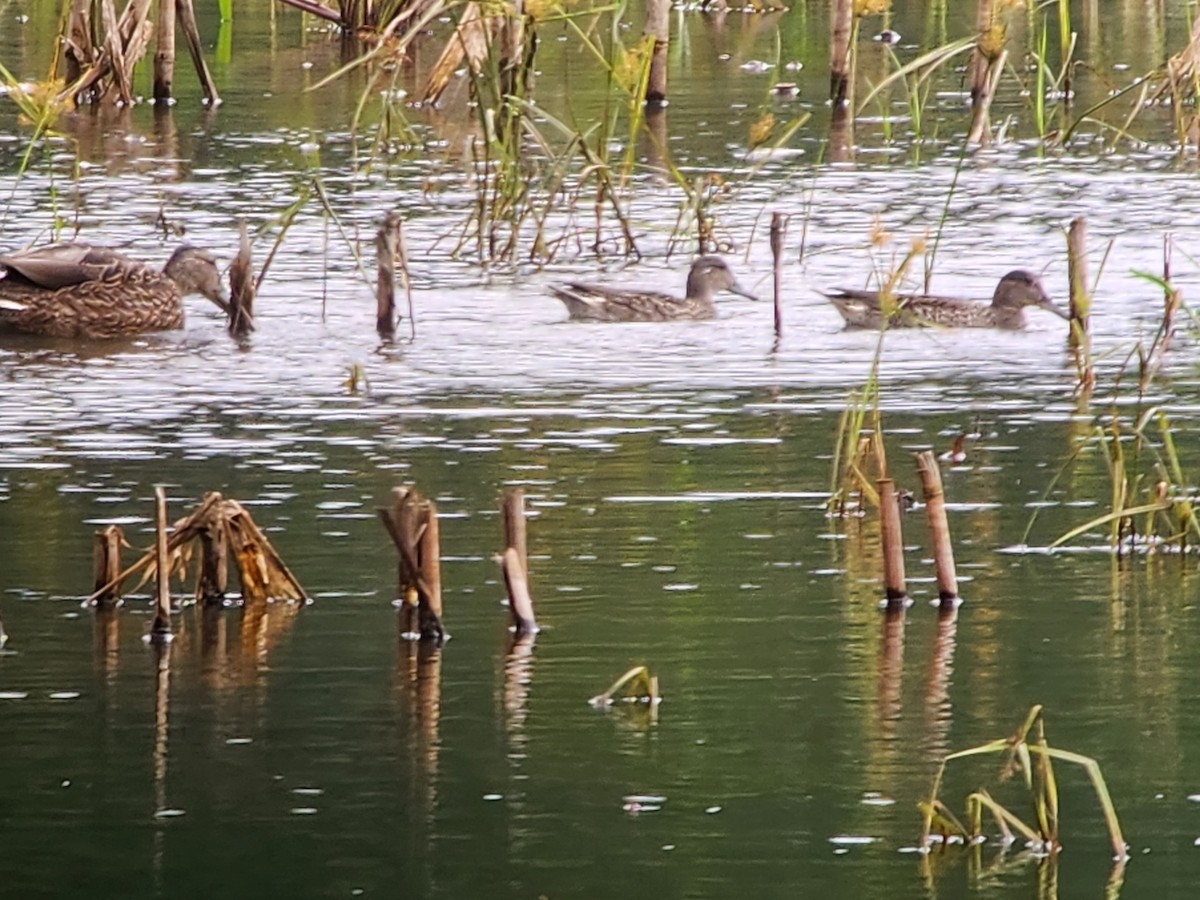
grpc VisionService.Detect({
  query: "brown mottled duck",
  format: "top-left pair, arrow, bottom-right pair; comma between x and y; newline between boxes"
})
824,270 -> 1068,330
0,243 -> 228,339
550,255 -> 758,322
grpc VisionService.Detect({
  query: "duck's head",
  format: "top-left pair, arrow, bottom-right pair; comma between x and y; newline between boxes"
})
994,270 -> 1067,319
165,246 -> 229,312
687,256 -> 759,302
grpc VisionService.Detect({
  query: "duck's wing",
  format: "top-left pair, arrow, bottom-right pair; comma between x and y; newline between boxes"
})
0,244 -> 146,290
550,281 -> 684,322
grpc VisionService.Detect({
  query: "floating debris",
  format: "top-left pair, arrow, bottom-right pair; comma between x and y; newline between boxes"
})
861,792 -> 895,807
154,808 -> 186,818
589,666 -> 661,709
48,691 -> 81,700
623,794 -> 666,814
483,793 -> 503,802
829,835 -> 876,846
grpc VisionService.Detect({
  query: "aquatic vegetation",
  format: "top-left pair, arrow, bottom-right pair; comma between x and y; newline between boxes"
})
920,705 -> 1127,862
588,664 -> 660,709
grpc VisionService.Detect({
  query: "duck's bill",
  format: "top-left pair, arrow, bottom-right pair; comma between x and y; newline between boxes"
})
1040,298 -> 1071,320
203,285 -> 232,316
731,281 -> 761,302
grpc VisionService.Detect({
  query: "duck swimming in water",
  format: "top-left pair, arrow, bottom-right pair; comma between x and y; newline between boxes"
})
0,242 -> 228,339
550,255 -> 758,322
824,270 -> 1067,330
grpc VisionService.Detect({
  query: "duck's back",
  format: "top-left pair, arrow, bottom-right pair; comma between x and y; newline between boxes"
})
551,282 -> 712,322
0,244 -> 183,339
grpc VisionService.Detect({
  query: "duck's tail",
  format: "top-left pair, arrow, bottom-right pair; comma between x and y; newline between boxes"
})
0,299 -> 27,312
549,285 -> 602,321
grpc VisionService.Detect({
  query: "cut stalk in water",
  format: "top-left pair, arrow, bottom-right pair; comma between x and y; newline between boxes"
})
153,0 -> 176,102
228,221 -> 256,336
770,211 -> 785,339
376,211 -> 402,340
915,451 -> 958,606
380,486 -> 446,642
830,0 -> 854,104
500,488 -> 537,635
643,0 -> 669,107
877,478 -> 908,608
151,487 -> 173,640
1067,216 -> 1090,347
92,525 -> 125,609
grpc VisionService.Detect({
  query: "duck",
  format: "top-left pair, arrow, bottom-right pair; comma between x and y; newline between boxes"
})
0,242 -> 228,339
550,255 -> 758,322
824,270 -> 1068,329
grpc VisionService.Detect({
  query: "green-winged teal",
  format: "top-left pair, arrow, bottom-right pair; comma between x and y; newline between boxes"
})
0,243 -> 228,339
824,270 -> 1068,329
551,255 -> 758,322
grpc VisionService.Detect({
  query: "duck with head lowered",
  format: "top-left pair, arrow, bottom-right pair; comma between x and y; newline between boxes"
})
824,270 -> 1068,330
550,255 -> 758,322
0,242 -> 228,339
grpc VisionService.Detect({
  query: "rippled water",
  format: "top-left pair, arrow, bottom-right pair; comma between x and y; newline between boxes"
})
4,3 -> 1200,898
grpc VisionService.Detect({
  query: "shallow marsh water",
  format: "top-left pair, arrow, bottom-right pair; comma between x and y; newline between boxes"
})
3,2 -> 1200,898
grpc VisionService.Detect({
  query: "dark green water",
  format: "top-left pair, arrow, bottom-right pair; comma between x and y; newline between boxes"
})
4,2 -> 1200,898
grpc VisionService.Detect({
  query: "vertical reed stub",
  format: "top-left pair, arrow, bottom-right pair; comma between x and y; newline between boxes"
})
644,0 -> 670,107
153,0 -> 177,102
228,221 -> 256,336
380,486 -> 446,643
500,488 -> 537,635
770,212 -> 785,339
969,0 -> 996,105
1067,216 -> 1090,345
151,487 -> 173,638
376,211 -> 402,340
92,524 -> 124,609
197,502 -> 228,607
877,478 -> 907,608
177,0 -> 221,104
915,451 -> 958,605
829,0 -> 854,103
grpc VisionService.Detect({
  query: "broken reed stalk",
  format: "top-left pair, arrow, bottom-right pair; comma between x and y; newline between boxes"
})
92,524 -> 125,609
829,0 -> 853,103
379,486 -> 446,642
151,487 -> 173,638
877,478 -> 908,608
376,211 -> 402,340
501,487 -> 528,569
969,0 -> 996,105
915,451 -> 959,606
770,212 -> 785,339
228,222 -> 255,335
86,492 -> 305,607
196,500 -> 228,606
500,548 -> 538,635
966,48 -> 1007,145
153,0 -> 176,102
643,0 -> 669,107
175,0 -> 221,105
1067,216 -> 1090,347
500,488 -> 536,635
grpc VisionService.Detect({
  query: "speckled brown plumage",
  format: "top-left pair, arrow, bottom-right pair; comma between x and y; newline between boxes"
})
824,270 -> 1068,330
550,256 -> 758,322
0,243 -> 227,340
